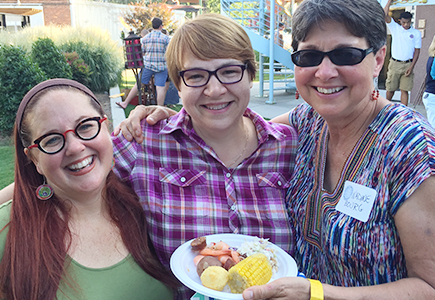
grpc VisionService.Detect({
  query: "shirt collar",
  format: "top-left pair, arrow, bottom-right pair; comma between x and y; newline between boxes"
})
159,107 -> 289,144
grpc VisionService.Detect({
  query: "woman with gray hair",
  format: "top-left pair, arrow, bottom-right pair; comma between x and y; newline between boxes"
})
243,0 -> 435,298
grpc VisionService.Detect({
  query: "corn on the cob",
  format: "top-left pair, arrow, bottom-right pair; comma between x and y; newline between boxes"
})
228,253 -> 272,293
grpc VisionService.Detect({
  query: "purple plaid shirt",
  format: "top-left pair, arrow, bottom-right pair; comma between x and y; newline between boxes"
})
142,30 -> 170,72
112,108 -> 297,299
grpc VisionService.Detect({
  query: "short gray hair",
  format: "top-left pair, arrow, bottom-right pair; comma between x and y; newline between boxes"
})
291,0 -> 386,53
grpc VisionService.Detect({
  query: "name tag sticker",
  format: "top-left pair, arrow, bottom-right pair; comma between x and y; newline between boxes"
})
336,181 -> 377,222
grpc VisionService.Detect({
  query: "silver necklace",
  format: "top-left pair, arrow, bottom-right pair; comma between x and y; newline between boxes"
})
229,125 -> 249,168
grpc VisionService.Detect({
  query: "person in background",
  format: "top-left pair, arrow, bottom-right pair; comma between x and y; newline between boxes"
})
112,13 -> 297,299
242,0 -> 435,298
0,79 -> 178,300
117,18 -> 170,109
384,0 -> 421,106
274,22 -> 285,72
423,35 -> 435,127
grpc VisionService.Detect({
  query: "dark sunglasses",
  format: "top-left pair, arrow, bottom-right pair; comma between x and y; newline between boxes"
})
291,47 -> 374,67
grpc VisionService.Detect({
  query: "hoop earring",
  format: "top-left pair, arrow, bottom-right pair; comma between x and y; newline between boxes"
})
295,90 -> 300,100
371,90 -> 379,101
36,177 -> 53,201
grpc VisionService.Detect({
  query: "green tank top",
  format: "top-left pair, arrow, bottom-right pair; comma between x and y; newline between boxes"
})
0,201 -> 173,300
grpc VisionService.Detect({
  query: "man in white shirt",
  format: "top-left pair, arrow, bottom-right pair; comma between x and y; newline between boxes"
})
384,0 -> 421,106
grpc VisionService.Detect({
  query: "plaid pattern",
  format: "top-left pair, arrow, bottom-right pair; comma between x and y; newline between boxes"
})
142,30 -> 170,72
112,108 -> 297,299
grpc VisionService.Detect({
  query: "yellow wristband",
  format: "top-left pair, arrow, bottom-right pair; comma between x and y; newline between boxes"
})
308,279 -> 324,300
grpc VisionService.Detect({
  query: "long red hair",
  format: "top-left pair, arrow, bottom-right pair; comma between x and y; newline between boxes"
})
0,86 -> 179,299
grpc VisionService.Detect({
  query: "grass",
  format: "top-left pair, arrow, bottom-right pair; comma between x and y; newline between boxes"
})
0,144 -> 15,190
119,70 -> 137,90
255,72 -> 294,81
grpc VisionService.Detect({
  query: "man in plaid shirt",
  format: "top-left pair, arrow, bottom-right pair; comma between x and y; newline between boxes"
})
117,18 -> 170,109
141,17 -> 171,106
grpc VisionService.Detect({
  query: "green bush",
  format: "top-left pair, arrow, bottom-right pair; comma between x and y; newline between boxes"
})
32,37 -> 72,79
0,26 -> 124,93
0,45 -> 47,136
64,52 -> 92,87
61,41 -> 123,93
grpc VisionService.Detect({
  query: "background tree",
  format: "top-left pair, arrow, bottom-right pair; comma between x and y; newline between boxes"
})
123,0 -> 178,35
206,0 -> 221,14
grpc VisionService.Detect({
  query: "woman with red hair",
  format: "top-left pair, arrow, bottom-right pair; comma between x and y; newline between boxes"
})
0,79 -> 178,300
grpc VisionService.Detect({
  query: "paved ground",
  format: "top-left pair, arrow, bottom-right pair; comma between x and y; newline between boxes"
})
109,82 -> 428,128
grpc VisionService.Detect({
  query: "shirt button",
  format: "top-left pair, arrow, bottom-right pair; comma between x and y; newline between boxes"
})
180,177 -> 186,183
277,180 -> 282,186
226,173 -> 231,178
231,204 -> 237,211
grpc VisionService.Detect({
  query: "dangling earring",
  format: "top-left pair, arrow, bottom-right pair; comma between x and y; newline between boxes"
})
111,158 -> 115,171
36,177 -> 53,201
295,90 -> 300,99
371,90 -> 379,101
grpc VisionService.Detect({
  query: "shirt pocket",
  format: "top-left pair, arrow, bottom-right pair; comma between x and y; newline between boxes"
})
159,167 -> 206,187
256,172 -> 291,189
242,172 -> 291,228
158,168 -> 210,220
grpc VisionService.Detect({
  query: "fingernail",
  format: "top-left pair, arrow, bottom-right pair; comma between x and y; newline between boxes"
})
148,117 -> 155,123
244,290 -> 253,300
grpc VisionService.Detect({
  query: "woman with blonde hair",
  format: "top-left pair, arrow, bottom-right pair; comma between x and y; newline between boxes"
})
423,35 -> 435,127
112,14 -> 297,299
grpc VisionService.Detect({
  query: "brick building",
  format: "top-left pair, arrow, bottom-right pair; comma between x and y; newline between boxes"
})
0,0 -> 71,29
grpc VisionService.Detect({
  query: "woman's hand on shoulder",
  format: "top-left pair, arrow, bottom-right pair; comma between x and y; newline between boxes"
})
242,277 -> 310,300
113,105 -> 177,143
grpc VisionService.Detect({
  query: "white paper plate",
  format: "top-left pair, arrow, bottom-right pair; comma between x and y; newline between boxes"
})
170,233 -> 298,300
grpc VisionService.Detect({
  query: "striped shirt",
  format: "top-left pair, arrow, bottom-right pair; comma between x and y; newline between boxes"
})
112,108 -> 297,299
143,30 -> 170,72
287,103 -> 435,286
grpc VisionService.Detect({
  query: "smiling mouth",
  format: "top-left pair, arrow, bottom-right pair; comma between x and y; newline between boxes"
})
67,156 -> 94,172
204,102 -> 231,110
316,87 -> 344,94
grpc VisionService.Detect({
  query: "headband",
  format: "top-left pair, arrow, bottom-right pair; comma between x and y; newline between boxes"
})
16,78 -> 102,133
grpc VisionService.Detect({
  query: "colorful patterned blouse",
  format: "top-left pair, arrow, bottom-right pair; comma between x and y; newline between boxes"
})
287,103 -> 435,286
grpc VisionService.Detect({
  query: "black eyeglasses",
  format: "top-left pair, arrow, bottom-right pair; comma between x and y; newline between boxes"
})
291,47 -> 374,67
179,64 -> 247,87
28,116 -> 107,154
